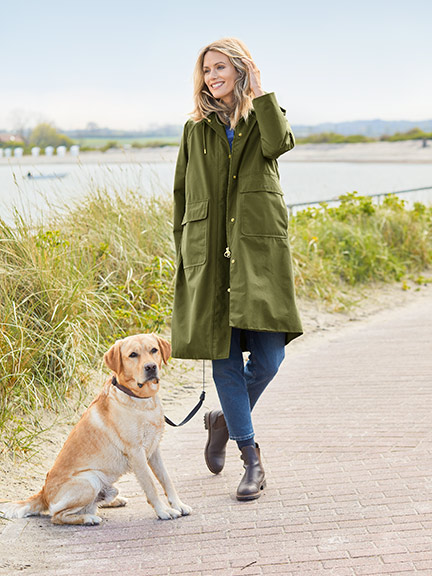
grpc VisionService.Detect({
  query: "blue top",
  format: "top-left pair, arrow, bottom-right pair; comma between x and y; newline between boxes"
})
225,125 -> 234,150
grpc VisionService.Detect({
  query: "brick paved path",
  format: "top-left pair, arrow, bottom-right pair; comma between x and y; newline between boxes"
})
1,294 -> 431,575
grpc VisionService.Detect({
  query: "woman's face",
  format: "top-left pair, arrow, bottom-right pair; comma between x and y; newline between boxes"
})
203,50 -> 238,106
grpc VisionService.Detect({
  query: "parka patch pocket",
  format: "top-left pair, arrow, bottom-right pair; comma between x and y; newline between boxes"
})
240,190 -> 288,238
181,200 -> 209,268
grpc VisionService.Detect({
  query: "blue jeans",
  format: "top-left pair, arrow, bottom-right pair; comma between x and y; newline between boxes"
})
212,328 -> 286,442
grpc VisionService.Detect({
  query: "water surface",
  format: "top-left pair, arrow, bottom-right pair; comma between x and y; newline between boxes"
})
1,161 -> 431,225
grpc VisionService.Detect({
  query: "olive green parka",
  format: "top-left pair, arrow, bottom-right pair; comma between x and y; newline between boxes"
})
171,92 -> 303,359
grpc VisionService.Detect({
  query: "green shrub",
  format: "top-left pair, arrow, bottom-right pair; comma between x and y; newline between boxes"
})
290,192 -> 432,305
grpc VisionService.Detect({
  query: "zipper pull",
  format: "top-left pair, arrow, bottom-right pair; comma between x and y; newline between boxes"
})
224,247 -> 231,258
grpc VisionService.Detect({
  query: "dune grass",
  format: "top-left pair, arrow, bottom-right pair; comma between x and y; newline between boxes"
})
0,188 -> 431,453
0,190 -> 175,453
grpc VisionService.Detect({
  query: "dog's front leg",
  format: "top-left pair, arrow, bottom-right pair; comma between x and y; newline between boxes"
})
149,447 -> 192,516
130,449 -> 182,520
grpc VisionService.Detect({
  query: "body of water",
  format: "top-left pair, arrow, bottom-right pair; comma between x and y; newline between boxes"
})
1,161 -> 432,225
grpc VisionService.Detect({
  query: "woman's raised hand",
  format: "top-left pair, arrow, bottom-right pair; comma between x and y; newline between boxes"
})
242,57 -> 264,98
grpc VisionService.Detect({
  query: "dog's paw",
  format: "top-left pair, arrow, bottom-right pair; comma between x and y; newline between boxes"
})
155,506 -> 182,520
171,501 -> 192,516
99,496 -> 128,508
82,514 -> 102,525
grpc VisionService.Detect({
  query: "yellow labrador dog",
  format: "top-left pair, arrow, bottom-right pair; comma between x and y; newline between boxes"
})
0,334 -> 192,525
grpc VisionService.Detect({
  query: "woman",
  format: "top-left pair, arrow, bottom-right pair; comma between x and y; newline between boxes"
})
171,38 -> 302,501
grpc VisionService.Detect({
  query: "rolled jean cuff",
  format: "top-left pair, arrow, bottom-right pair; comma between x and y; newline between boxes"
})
229,432 -> 255,442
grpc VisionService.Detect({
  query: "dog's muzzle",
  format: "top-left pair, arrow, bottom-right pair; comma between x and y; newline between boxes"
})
137,363 -> 159,388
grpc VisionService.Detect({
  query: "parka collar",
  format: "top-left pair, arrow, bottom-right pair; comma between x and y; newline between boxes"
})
201,111 -> 257,152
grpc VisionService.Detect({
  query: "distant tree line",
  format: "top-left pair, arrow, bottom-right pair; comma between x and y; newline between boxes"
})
380,128 -> 432,142
2,124 -> 431,153
296,128 -> 432,144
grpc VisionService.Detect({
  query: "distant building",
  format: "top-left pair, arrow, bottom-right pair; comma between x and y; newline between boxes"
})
0,133 -> 24,144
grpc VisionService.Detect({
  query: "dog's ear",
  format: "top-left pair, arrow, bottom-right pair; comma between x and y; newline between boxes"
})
104,340 -> 123,373
154,335 -> 172,365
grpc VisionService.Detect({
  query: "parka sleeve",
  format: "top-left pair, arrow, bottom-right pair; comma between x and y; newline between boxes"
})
252,92 -> 295,160
173,122 -> 189,259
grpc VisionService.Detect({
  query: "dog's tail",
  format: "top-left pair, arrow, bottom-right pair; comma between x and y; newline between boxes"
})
0,490 -> 47,519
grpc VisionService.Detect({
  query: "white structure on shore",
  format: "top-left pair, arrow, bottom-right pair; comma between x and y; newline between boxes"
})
0,144 -> 80,159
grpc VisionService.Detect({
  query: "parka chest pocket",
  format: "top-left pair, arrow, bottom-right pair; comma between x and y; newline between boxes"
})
181,200 -> 209,268
240,176 -> 288,238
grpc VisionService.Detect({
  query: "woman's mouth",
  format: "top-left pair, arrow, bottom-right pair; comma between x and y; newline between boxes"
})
211,81 -> 224,90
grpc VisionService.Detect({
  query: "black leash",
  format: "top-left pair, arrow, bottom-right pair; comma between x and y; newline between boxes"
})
164,360 -> 206,427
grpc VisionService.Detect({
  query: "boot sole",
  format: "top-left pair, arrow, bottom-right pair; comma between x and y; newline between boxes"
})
236,478 -> 267,501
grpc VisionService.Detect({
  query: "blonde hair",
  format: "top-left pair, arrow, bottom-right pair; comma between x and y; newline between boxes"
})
192,38 -> 254,129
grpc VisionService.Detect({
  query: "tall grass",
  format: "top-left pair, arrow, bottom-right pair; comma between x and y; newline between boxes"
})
0,189 -> 431,453
0,190 -> 175,453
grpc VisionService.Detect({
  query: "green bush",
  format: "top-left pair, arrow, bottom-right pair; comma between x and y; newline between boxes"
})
290,192 -> 432,304
29,123 -> 74,148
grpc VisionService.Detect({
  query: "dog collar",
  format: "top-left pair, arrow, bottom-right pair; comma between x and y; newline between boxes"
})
111,376 -> 152,399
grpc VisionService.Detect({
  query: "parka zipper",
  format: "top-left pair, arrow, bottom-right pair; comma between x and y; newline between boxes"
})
225,124 -> 235,261
204,116 -> 234,261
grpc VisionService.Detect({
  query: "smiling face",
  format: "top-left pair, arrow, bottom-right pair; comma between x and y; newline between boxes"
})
104,334 -> 172,399
202,50 -> 239,106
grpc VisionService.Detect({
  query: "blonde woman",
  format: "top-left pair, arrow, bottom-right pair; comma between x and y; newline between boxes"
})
172,38 -> 302,500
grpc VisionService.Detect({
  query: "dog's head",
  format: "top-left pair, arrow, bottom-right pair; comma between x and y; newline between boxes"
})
103,334 -> 171,399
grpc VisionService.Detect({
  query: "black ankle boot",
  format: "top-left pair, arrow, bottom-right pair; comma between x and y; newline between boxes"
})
236,443 -> 266,501
204,410 -> 229,474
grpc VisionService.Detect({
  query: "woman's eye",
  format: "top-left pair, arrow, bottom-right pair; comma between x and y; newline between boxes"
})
129,352 -> 138,358
151,348 -> 158,354
217,65 -> 225,70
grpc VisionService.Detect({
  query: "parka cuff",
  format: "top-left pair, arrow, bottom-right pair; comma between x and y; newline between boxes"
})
252,92 -> 295,159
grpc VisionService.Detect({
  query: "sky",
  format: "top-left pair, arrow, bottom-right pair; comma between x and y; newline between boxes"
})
1,0 -> 431,131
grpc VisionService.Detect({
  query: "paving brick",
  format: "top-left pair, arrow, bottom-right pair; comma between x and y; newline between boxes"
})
353,561 -> 415,575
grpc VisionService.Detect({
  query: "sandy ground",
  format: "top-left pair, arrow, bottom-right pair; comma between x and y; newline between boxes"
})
1,140 -> 432,166
0,276 -> 430,503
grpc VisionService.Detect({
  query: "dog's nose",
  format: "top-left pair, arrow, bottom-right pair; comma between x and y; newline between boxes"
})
144,362 -> 157,373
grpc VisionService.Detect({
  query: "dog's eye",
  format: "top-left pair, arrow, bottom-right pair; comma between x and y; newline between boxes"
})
129,352 -> 138,358
151,348 -> 158,354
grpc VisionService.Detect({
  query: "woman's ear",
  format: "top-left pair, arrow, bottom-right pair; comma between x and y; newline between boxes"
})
104,340 -> 123,373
